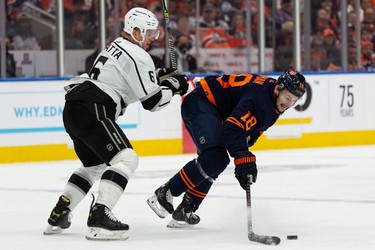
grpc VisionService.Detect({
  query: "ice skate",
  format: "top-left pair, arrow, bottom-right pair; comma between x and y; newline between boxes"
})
147,182 -> 174,218
86,203 -> 129,240
43,195 -> 72,235
167,193 -> 200,228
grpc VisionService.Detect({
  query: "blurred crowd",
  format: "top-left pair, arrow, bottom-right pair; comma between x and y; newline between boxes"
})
1,0 -> 375,76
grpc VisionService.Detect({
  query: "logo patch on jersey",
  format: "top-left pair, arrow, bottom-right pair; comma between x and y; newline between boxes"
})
106,144 -> 114,151
199,137 -> 206,145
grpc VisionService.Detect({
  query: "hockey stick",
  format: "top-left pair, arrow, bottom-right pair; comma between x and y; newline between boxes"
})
246,176 -> 281,245
161,0 -> 177,69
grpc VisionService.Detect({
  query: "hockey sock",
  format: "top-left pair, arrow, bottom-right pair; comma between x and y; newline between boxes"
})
186,180 -> 213,212
96,168 -> 128,210
64,164 -> 107,210
169,159 -> 210,197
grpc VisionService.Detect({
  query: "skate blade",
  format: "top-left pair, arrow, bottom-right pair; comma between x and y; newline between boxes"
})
166,219 -> 194,229
85,227 -> 129,241
43,224 -> 64,235
147,195 -> 168,219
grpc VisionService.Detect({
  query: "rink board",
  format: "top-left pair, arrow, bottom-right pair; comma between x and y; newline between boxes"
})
0,72 -> 374,163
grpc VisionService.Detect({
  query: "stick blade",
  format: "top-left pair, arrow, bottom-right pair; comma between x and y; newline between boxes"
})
248,233 -> 281,245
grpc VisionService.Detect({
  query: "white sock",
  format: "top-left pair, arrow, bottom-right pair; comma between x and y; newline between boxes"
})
96,181 -> 124,210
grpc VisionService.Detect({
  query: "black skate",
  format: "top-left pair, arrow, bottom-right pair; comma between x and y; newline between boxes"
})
167,193 -> 200,228
43,195 -> 72,235
147,182 -> 174,218
86,202 -> 129,240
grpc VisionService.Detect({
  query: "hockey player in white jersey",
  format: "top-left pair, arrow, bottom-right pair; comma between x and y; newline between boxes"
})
43,7 -> 189,240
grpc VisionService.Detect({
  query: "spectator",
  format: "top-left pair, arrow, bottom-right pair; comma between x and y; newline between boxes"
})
275,0 -> 293,31
320,0 -> 340,30
348,10 -> 358,28
361,40 -> 374,70
200,28 -> 230,48
359,0 -> 374,20
174,34 -> 197,73
0,36 -> 17,77
361,6 -> 375,32
12,13 -> 40,50
274,24 -> 294,71
361,26 -> 374,45
65,18 -> 85,49
227,12 -> 247,48
310,28 -> 336,71
199,3 -> 219,28
199,4 -> 230,48
348,44 -> 360,71
182,0 -> 197,27
310,43 -> 328,71
213,3 -> 230,31
313,8 -> 332,32
322,28 -> 341,69
173,14 -> 192,38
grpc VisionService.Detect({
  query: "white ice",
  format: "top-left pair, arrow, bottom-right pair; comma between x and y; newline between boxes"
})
0,145 -> 374,250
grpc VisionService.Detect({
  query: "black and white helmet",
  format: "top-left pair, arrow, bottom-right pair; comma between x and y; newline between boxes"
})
123,7 -> 159,45
276,68 -> 306,98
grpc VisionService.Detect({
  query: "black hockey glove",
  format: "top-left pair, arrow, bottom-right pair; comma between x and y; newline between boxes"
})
160,74 -> 189,96
156,68 -> 178,82
234,151 -> 257,190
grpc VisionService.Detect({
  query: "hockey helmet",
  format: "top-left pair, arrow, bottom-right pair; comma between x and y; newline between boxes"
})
123,7 -> 160,43
276,68 -> 306,98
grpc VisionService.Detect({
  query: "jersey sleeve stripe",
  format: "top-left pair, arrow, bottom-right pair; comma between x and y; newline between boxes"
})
199,78 -> 217,107
226,117 -> 244,129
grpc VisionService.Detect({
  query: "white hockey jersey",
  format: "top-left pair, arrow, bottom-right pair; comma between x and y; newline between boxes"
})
67,37 -> 173,119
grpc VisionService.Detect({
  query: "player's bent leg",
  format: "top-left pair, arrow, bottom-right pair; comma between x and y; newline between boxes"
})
95,148 -> 138,209
86,148 -> 137,240
65,163 -> 108,209
44,163 -> 107,235
169,147 -> 229,196
167,147 -> 229,227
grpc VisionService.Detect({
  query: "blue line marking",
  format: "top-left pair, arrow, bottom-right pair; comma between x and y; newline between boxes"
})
0,91 -> 64,94
0,124 -> 137,134
0,127 -> 66,133
1,187 -> 374,205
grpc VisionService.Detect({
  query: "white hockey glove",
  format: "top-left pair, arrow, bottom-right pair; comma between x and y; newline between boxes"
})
160,74 -> 189,96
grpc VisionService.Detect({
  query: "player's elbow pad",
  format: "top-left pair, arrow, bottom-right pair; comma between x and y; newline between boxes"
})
141,88 -> 173,112
141,90 -> 163,111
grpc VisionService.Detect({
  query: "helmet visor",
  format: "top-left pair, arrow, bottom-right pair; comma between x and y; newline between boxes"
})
146,29 -> 160,40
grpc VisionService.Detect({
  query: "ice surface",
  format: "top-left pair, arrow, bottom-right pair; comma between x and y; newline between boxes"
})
0,145 -> 374,250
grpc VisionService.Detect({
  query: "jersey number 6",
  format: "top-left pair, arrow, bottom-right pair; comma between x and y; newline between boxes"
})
89,56 -> 108,80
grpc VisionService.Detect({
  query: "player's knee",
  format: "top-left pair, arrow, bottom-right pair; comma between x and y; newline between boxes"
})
75,163 -> 107,185
109,148 -> 139,179
198,147 -> 230,176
